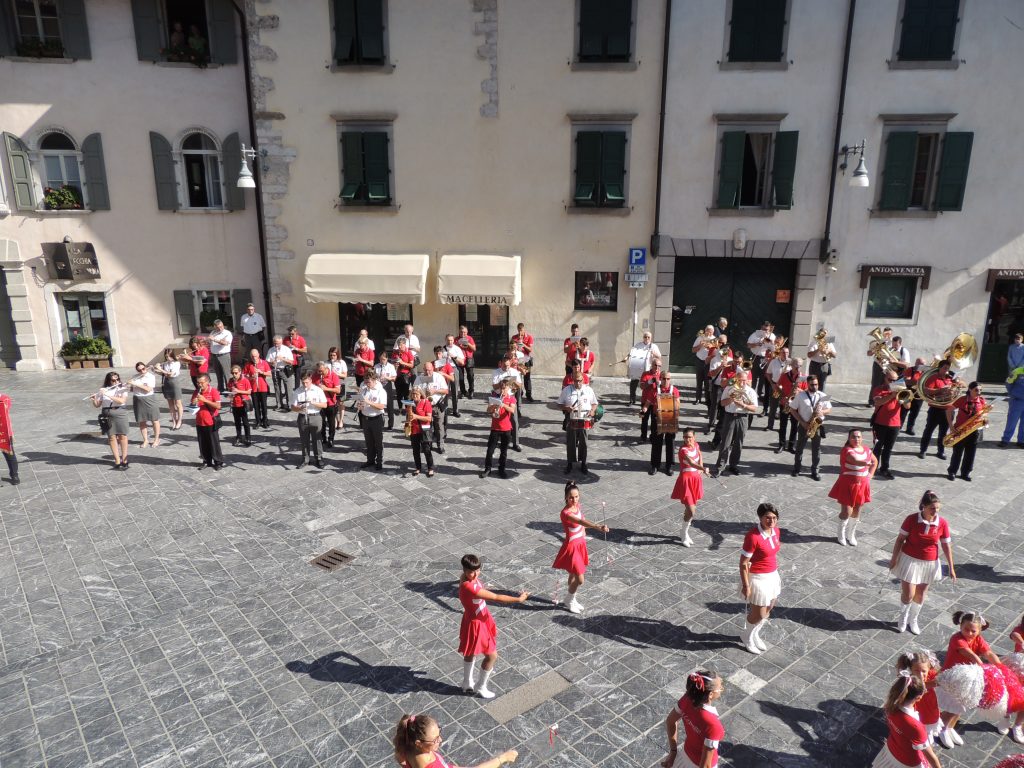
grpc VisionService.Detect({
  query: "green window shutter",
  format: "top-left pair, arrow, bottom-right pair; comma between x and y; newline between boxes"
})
333,0 -> 356,63
601,131 -> 627,205
81,133 -> 110,211
231,288 -> 252,322
3,133 -> 36,211
574,131 -> 602,204
130,0 -> 163,62
771,130 -> 798,209
926,0 -> 959,60
356,0 -> 384,62
756,0 -> 787,62
149,131 -> 179,211
340,132 -> 364,199
221,132 -> 245,211
59,0 -> 91,60
173,290 -> 197,336
899,0 -> 958,61
0,3 -> 15,57
604,0 -> 632,60
933,131 -> 973,212
878,131 -> 917,211
208,0 -> 238,65
727,0 -> 758,62
716,131 -> 745,209
363,132 -> 390,201
578,0 -> 603,60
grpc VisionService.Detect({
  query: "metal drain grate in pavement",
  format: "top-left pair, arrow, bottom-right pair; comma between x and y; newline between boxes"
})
309,549 -> 355,571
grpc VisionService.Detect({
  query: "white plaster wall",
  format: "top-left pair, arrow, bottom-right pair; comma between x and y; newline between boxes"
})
0,0 -> 261,369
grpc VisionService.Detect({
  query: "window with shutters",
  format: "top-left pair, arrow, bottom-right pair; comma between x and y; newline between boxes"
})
337,123 -> 393,207
711,119 -> 798,213
875,119 -> 973,214
574,0 -> 635,66
332,0 -> 389,68
891,0 -> 962,68
38,131 -> 85,209
178,130 -> 224,209
11,0 -> 63,56
570,124 -> 629,210
722,0 -> 790,69
128,0 -> 236,66
161,0 -> 210,65
864,276 -> 920,321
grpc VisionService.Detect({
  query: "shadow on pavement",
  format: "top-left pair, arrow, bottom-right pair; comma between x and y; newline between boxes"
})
286,651 -> 464,696
552,613 -> 734,651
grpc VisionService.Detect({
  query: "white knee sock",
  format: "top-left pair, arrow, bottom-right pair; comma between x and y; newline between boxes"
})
462,658 -> 477,690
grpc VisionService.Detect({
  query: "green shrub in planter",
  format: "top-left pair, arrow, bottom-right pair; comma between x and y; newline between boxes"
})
60,336 -> 114,358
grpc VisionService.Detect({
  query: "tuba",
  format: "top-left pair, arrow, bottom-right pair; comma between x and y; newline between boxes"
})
916,332 -> 978,407
867,327 -> 900,370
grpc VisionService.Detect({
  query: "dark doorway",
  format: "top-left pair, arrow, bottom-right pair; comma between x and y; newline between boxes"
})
0,271 -> 19,368
338,302 -> 412,358
978,279 -> 1024,382
458,304 -> 509,368
669,257 -> 798,372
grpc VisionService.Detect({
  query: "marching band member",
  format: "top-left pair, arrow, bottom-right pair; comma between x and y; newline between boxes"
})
572,337 -> 596,378
326,347 -> 348,431
392,336 -> 417,409
312,360 -> 341,450
226,364 -> 252,447
671,429 -> 710,548
243,348 -> 272,429
746,320 -> 775,403
510,322 -> 535,402
624,330 -> 661,406
193,374 -> 224,471
563,323 -> 581,376
480,379 -> 516,479
648,371 -> 680,476
357,369 -> 388,471
558,369 -> 598,475
773,357 -> 805,454
491,356 -> 523,451
407,386 -> 434,478
712,370 -> 756,478
902,358 -> 927,434
917,360 -> 955,460
414,361 -> 449,455
870,674 -> 942,768
789,374 -> 831,481
393,712 -> 518,768
711,352 -> 745,446
284,325 -> 308,389
394,323 -> 421,366
552,482 -> 609,614
374,351 -> 398,430
239,302 -> 266,356
638,359 -> 662,441
353,337 -> 375,388
764,346 -> 789,433
868,327 -> 894,405
155,348 -> 183,431
129,361 -> 161,448
807,330 -> 837,393
828,429 -> 877,546
714,316 -> 729,337
691,325 -> 716,405
0,394 -> 18,485
265,335 -> 295,412
352,328 -> 374,359
456,553 -> 528,699
661,670 -> 725,768
872,369 -> 908,479
433,345 -> 458,428
945,382 -> 986,482
890,336 -> 912,375
292,370 -> 327,469
207,319 -> 233,392
91,372 -> 129,470
456,325 -> 477,399
179,336 -> 209,392
443,334 -> 464,416
739,503 -> 782,655
703,336 -> 730,436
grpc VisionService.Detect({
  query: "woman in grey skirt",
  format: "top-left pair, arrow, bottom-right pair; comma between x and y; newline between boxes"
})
129,361 -> 162,448
155,348 -> 183,430
91,371 -> 130,469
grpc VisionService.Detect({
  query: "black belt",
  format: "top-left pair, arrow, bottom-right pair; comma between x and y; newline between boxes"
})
102,406 -> 123,410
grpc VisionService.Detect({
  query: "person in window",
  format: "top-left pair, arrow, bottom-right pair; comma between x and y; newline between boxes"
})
187,25 -> 207,62
169,21 -> 186,50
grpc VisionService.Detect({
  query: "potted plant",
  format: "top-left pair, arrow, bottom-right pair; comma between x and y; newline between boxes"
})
59,338 -> 88,368
82,337 -> 114,368
43,185 -> 84,211
15,39 -> 64,58
59,337 -> 113,368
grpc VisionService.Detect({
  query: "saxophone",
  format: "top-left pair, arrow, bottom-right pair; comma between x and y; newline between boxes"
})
806,409 -> 824,439
942,403 -> 993,448
404,401 -> 415,437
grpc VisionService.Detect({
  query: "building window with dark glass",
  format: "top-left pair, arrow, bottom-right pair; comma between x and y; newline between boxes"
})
725,0 -> 789,65
339,129 -> 392,205
576,0 -> 632,63
713,126 -> 798,211
332,0 -> 386,65
865,276 -> 919,320
877,127 -> 973,212
180,132 -> 224,209
895,0 -> 961,63
573,130 -> 627,208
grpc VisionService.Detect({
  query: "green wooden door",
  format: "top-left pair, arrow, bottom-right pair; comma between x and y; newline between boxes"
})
978,279 -> 1024,383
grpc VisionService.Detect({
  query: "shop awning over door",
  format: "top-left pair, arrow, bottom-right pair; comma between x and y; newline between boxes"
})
304,253 -> 429,304
437,254 -> 521,306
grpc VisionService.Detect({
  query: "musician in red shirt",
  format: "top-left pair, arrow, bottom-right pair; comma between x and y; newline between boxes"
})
194,374 -> 224,470
312,361 -> 342,449
917,360 -> 955,460
353,338 -> 375,386
637,359 -> 662,441
456,325 -> 477,399
511,322 -> 535,402
871,368 -> 909,480
563,323 -> 580,376
284,325 -> 308,389
945,382 -> 987,482
243,348 -> 272,430
480,379 -> 516,479
901,358 -> 926,434
227,364 -> 252,447
773,358 -> 805,454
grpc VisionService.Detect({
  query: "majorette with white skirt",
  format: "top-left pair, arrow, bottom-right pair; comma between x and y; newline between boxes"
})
552,481 -> 609,615
670,429 -> 710,548
828,428 -> 877,546
739,503 -> 782,655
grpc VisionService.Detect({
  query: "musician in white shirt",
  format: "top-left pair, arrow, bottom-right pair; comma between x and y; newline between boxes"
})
692,325 -> 716,405
807,330 -> 838,392
414,361 -> 449,454
623,331 -> 662,405
128,362 -> 161,448
712,370 -> 757,477
789,374 -> 832,481
393,324 -> 421,363
208,319 -> 233,392
765,347 -> 790,433
558,372 -> 599,475
239,303 -> 266,355
373,352 -> 397,430
746,321 -> 775,405
357,369 -> 388,470
291,371 -> 327,468
265,336 -> 295,412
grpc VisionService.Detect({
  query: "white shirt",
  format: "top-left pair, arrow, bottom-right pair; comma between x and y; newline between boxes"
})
160,360 -> 181,378
358,381 -> 387,417
558,384 -> 598,419
720,384 -> 758,413
209,329 -> 233,355
131,372 -> 156,397
327,360 -> 348,378
790,390 -> 832,422
766,357 -> 787,382
492,367 -> 523,388
291,384 -> 327,415
99,385 -> 127,407
266,345 -> 295,369
747,330 -> 775,357
239,312 -> 266,335
693,333 -> 714,361
414,372 -> 448,405
628,341 -> 661,373
353,337 -> 375,357
394,333 -> 421,354
893,345 -> 911,364
807,340 -> 837,363
445,344 -> 465,365
373,361 -> 396,382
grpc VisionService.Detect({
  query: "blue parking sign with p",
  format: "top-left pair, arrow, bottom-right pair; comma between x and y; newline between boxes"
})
629,247 -> 646,267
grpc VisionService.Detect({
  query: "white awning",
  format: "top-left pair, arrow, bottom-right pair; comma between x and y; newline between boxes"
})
437,254 -> 521,306
304,253 -> 428,304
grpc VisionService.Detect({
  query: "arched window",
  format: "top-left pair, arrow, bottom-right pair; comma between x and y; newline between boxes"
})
39,130 -> 85,207
181,132 -> 223,208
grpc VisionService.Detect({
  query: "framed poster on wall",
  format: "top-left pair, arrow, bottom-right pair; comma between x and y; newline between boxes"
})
574,271 -> 618,312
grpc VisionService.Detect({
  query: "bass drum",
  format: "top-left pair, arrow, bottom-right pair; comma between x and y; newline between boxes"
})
626,347 -> 649,380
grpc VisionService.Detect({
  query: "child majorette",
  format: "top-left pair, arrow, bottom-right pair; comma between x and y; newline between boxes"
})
895,650 -> 941,745
670,429 -> 710,547
457,554 -> 528,699
828,428 -> 877,546
393,712 -> 519,768
870,673 -> 942,768
739,502 -> 782,655
935,610 -> 999,749
1009,614 -> 1024,743
552,481 -> 609,615
661,669 -> 725,768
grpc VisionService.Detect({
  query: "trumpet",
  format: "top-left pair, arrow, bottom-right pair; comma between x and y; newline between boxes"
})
762,335 -> 788,367
894,387 -> 916,406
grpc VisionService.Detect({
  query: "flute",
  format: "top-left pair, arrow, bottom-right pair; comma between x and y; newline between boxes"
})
83,384 -> 127,401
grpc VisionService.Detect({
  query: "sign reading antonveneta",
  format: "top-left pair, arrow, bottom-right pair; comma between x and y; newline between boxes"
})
986,268 -> 1024,291
859,264 -> 931,289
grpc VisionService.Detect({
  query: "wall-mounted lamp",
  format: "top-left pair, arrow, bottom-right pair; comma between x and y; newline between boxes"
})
236,143 -> 267,189
838,140 -> 870,187
732,228 -> 747,251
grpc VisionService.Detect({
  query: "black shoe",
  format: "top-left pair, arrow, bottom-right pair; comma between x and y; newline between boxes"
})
786,444 -> 794,453
774,445 -> 783,454
451,412 -> 461,418
213,462 -> 223,471
881,469 -> 894,479
375,463 -> 383,471
946,471 -> 955,481
360,461 -> 374,469
710,440 -> 720,450
905,429 -> 916,436
121,460 -> 129,470
665,467 -> 674,477
961,475 -> 972,482
916,451 -> 925,459
811,472 -> 820,482
262,422 -> 271,429
315,461 -> 325,469
999,441 -> 1009,448
480,469 -> 491,478
648,467 -> 657,475
197,463 -> 207,471
512,445 -> 522,452
525,397 -> 535,403
244,440 -> 252,447
792,469 -> 801,477
498,470 -> 509,479
437,447 -> 446,455
730,467 -> 743,475
709,467 -> 720,478
580,463 -> 588,474
232,439 -> 241,447
297,460 -> 308,469
703,427 -> 710,435
640,433 -> 647,441
9,476 -> 19,485
564,464 -> 572,474
935,453 -> 946,460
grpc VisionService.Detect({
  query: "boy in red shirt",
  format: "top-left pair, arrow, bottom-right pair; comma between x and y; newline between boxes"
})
480,380 -> 516,479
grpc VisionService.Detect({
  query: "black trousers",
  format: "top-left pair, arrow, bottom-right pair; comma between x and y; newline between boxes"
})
904,396 -> 924,432
298,414 -> 322,462
947,430 -> 978,478
197,424 -> 223,466
640,407 -> 654,440
242,332 -> 265,356
3,441 -> 18,481
382,382 -> 395,428
751,357 -> 767,401
431,400 -> 446,451
651,431 -> 675,468
920,407 -> 949,456
778,413 -> 796,447
485,430 -> 510,471
273,369 -> 292,410
793,425 -> 821,471
412,432 -> 434,470
567,423 -> 588,463
694,358 -> 708,403
459,361 -> 475,397
523,369 -> 533,400
252,391 -> 268,427
362,416 -> 384,466
809,360 -> 830,392
872,422 -> 900,472
869,363 -> 886,405
511,391 -> 521,448
395,373 -> 413,405
448,381 -> 460,415
231,405 -> 251,441
766,392 -> 782,430
292,357 -> 304,389
320,404 -> 337,444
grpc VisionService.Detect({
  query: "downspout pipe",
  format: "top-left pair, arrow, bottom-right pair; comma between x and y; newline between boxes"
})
820,0 -> 857,263
230,0 -> 275,333
650,0 -> 672,258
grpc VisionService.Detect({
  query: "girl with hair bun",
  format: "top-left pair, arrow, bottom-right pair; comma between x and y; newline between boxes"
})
739,503 -> 782,655
895,651 -> 941,744
661,669 -> 725,768
828,428 -> 877,546
393,713 -> 518,767
870,674 -> 942,767
935,610 -> 999,749
552,481 -> 610,615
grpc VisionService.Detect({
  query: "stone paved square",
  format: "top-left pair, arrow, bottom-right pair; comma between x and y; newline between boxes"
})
0,370 -> 1021,767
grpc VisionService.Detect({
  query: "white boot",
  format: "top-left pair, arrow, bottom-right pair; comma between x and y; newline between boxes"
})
837,519 -> 848,546
949,727 -> 963,746
462,658 -> 478,692
847,518 -> 859,547
740,621 -> 762,654
1011,725 -> 1024,743
475,667 -> 496,699
908,602 -> 923,635
751,619 -> 768,652
938,728 -> 955,749
681,520 -> 693,547
897,602 -> 911,632
568,594 -> 584,614
998,716 -> 1011,735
